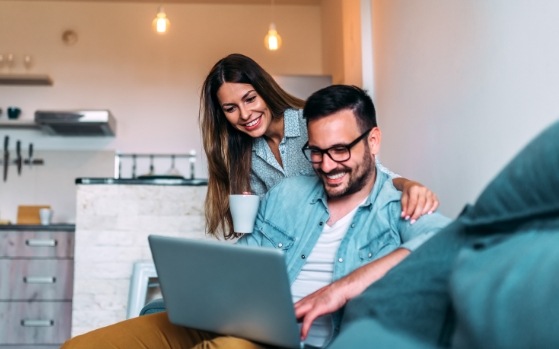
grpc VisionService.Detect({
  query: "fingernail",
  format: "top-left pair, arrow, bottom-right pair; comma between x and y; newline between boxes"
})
405,216 -> 410,220
428,211 -> 433,215
401,211 -> 405,217
410,219 -> 416,224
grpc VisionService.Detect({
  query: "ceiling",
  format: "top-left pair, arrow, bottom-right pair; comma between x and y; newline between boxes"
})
16,0 -> 322,5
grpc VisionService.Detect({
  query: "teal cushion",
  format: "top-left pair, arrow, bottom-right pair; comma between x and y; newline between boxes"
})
461,120 -> 559,229
450,218 -> 559,348
329,318 -> 435,349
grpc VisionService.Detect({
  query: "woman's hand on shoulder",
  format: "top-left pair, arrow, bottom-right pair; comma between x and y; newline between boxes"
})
393,178 -> 439,224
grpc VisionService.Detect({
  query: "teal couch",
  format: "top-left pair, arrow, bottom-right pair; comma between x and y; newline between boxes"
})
331,119 -> 559,348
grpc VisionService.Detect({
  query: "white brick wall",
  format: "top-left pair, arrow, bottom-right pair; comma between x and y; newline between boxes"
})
71,184 -> 213,336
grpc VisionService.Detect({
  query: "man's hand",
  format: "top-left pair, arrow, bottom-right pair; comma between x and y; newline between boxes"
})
294,280 -> 353,340
393,178 -> 439,223
294,248 -> 410,340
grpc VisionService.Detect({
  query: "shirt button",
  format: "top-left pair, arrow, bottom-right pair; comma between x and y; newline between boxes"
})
351,224 -> 355,228
368,253 -> 372,258
319,222 -> 323,226
338,258 -> 343,263
301,255 -> 306,259
278,243 -> 283,248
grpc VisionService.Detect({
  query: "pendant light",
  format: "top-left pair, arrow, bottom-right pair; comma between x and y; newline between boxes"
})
264,0 -> 282,51
152,4 -> 170,34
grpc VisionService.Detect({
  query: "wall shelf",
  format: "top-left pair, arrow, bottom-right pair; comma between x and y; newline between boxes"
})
0,74 -> 53,86
0,120 -> 40,130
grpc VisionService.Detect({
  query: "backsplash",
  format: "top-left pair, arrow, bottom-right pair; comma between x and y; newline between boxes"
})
0,150 -> 115,223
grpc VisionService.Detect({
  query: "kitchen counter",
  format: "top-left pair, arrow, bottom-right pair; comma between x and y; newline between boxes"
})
75,177 -> 208,186
72,179 -> 208,335
0,223 -> 75,231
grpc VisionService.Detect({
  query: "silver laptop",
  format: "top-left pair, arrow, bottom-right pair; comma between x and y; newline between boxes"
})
148,234 -> 303,348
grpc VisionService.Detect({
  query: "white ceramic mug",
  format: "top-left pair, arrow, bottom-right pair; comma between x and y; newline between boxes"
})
229,194 -> 260,233
39,208 -> 52,225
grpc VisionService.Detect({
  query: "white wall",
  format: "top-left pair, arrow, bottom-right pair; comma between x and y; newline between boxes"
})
0,150 -> 114,223
372,0 -> 559,218
0,0 -> 323,169
0,0 -> 323,221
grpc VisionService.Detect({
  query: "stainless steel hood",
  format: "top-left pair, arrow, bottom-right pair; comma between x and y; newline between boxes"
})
34,110 -> 116,136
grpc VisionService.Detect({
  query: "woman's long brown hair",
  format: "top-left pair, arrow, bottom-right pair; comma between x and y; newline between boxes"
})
200,53 -> 304,239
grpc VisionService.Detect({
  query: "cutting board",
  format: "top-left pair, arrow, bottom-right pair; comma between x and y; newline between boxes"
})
17,205 -> 51,225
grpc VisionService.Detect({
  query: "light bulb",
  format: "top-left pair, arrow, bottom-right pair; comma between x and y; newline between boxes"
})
264,23 -> 282,51
152,6 -> 170,34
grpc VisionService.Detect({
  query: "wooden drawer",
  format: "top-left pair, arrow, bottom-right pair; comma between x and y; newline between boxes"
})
0,301 -> 72,345
0,260 -> 73,301
0,231 -> 74,258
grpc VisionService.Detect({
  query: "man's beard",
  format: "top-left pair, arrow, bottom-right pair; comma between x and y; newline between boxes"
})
316,148 -> 376,199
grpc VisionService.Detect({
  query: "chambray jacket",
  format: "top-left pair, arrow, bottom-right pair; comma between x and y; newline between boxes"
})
249,108 -> 399,196
237,168 -> 450,342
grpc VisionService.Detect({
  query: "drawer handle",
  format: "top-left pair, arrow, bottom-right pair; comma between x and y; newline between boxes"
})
23,276 -> 57,284
25,239 -> 58,247
21,319 -> 55,327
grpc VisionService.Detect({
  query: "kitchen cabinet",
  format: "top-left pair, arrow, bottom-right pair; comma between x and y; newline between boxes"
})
0,227 -> 74,348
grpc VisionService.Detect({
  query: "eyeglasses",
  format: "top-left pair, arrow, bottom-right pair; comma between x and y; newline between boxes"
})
301,128 -> 372,164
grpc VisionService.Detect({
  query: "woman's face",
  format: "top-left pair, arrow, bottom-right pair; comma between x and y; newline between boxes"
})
216,82 -> 273,138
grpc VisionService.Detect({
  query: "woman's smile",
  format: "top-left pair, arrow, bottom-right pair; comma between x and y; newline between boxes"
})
242,115 -> 262,131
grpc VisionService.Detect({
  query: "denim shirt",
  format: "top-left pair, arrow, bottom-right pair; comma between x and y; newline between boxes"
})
237,167 -> 450,343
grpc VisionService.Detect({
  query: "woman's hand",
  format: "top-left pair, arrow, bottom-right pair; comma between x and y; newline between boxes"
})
392,178 -> 439,223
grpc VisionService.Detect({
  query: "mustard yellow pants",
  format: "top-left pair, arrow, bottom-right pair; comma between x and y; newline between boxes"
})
61,312 -> 270,349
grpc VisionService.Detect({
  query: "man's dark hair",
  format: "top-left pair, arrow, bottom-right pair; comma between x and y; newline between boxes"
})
303,85 -> 377,132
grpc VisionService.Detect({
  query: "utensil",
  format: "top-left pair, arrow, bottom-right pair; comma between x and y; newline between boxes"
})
28,143 -> 33,169
132,154 -> 137,178
189,150 -> 196,179
3,136 -> 9,182
148,155 -> 155,176
165,155 -> 183,177
16,140 -> 21,175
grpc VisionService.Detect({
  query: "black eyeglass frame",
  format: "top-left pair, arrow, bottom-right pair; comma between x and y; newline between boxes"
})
301,128 -> 373,164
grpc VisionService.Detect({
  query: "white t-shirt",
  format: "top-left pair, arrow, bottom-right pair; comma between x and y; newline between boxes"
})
290,203 -> 362,347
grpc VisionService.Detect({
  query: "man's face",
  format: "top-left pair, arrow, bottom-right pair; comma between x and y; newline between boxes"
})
307,109 -> 380,199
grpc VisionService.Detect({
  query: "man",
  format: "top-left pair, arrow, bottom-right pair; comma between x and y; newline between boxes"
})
62,85 -> 449,348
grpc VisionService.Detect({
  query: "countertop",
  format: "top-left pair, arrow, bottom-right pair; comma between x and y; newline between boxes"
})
75,177 -> 208,186
0,223 -> 75,231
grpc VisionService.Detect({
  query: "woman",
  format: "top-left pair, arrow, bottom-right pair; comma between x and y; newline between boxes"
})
200,53 -> 438,239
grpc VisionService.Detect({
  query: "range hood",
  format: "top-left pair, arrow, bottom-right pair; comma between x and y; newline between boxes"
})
34,109 -> 116,136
